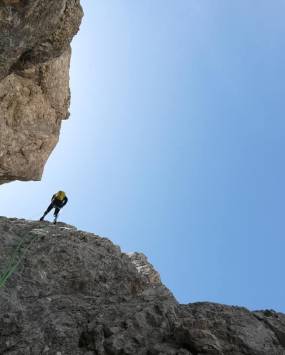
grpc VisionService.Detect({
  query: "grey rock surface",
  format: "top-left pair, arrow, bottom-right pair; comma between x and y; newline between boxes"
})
0,0 -> 83,184
0,216 -> 284,355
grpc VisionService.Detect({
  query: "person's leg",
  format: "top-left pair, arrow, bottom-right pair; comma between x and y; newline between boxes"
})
40,203 -> 54,221
53,207 -> 60,224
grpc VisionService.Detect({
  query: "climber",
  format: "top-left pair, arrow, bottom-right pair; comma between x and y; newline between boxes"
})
40,191 -> 68,224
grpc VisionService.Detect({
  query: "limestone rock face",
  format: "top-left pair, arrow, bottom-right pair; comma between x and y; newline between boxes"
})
0,216 -> 284,355
0,0 -> 83,184
127,252 -> 163,286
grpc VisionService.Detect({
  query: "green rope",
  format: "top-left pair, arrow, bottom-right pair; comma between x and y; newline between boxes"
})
0,233 -> 38,288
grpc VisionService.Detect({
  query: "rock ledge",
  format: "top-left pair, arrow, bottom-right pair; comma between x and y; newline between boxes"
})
0,216 -> 284,355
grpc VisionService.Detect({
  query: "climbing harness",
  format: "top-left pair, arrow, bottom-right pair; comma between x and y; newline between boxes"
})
0,233 -> 39,288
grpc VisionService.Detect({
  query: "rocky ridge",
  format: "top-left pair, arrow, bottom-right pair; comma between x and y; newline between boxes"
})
1,2 -> 285,354
0,216 -> 284,355
0,0 -> 83,184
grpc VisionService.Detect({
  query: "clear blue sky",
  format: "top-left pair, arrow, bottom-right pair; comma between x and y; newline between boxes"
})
1,0 -> 285,311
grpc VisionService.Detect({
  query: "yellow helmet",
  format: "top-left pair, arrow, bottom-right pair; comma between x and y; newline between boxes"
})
56,191 -> 66,201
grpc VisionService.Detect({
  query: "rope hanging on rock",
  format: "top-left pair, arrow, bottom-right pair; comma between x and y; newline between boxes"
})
0,234 -> 38,288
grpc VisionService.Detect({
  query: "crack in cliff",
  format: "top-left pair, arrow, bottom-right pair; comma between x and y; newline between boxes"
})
253,312 -> 285,350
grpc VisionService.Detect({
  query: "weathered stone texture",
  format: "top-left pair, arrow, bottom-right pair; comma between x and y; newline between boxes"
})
0,216 -> 284,355
0,0 -> 83,78
0,0 -> 83,184
127,252 -> 163,286
0,49 -> 70,183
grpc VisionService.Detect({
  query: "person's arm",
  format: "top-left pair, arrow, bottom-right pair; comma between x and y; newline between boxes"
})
61,197 -> 68,207
51,194 -> 56,201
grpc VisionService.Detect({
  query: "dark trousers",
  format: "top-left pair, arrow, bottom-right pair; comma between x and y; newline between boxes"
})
44,202 -> 60,217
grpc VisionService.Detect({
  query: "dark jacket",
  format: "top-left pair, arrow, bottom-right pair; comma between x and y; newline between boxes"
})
52,194 -> 68,208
